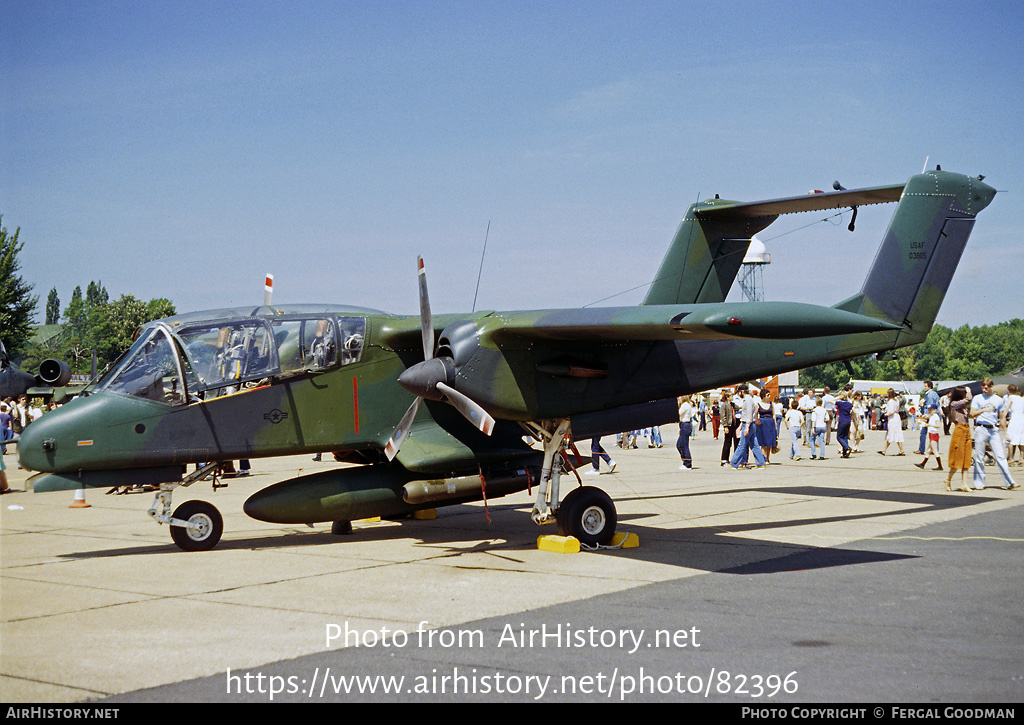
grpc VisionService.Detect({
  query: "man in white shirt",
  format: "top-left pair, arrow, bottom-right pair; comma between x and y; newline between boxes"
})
798,388 -> 816,443
821,387 -> 836,445
970,378 -> 1019,490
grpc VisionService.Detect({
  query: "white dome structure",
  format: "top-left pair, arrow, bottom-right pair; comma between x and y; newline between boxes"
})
742,236 -> 772,264
739,235 -> 771,302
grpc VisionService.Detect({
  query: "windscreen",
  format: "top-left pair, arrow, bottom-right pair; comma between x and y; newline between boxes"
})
97,315 -> 366,404
97,326 -> 187,405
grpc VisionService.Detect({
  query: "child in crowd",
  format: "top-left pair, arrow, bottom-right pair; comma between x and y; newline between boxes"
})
810,396 -> 828,460
785,398 -> 804,461
915,405 -> 943,471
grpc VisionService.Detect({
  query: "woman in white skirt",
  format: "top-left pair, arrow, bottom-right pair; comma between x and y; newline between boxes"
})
879,388 -> 906,456
1005,383 -> 1024,466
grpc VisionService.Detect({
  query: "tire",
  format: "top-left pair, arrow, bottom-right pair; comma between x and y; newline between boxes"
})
556,486 -> 617,546
169,500 -> 223,552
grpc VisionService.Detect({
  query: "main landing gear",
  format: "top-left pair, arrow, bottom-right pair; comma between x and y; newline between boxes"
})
556,486 -> 617,547
525,420 -> 617,547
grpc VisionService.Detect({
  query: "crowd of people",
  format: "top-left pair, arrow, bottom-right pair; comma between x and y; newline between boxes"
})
1,394 -> 59,494
584,380 -> 1022,494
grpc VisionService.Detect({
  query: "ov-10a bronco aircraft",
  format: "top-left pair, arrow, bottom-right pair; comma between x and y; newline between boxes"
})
19,168 -> 995,551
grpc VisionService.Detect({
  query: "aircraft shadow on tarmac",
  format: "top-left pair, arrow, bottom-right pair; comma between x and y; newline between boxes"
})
57,484 -> 997,576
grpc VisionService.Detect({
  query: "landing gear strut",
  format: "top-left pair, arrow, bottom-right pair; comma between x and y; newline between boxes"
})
525,420 -> 617,546
148,462 -> 225,551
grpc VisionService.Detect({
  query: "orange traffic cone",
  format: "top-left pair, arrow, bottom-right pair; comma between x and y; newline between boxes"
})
69,489 -> 91,509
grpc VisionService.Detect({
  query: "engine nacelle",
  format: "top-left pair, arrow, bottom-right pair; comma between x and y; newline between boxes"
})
37,359 -> 72,387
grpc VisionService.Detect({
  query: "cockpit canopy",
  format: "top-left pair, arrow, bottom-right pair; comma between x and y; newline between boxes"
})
96,314 -> 366,405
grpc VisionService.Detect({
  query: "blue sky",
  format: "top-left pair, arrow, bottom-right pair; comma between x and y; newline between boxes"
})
3,0 -> 1022,330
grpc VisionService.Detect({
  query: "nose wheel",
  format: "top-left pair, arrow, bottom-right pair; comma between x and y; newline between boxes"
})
168,500 -> 224,552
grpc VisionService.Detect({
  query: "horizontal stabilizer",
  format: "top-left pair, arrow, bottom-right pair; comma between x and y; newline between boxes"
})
696,183 -> 904,219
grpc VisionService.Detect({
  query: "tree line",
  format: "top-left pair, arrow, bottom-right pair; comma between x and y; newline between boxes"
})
22,282 -> 176,376
2,215 -> 176,376
798,318 -> 1024,389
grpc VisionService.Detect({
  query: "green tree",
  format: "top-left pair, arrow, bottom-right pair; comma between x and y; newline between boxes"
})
64,286 -> 85,335
60,286 -> 92,373
85,280 -> 108,308
0,216 -> 38,357
106,295 -> 149,357
45,287 -> 61,325
800,319 -> 1024,386
146,298 -> 176,321
55,283 -> 178,374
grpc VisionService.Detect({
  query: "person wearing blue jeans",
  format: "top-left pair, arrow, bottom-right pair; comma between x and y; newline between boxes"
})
785,399 -> 804,460
730,420 -> 766,468
917,381 -> 939,453
728,385 -> 765,469
970,379 -> 1019,490
587,437 -> 616,475
835,392 -> 854,458
810,396 -> 828,459
677,396 -> 695,469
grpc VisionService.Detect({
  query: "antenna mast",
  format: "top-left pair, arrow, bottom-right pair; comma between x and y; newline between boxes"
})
472,221 -> 490,312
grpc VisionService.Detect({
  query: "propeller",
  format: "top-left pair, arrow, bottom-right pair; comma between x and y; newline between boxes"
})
384,256 -> 496,461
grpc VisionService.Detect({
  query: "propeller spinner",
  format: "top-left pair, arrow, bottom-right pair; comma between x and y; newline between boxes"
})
384,257 -> 496,461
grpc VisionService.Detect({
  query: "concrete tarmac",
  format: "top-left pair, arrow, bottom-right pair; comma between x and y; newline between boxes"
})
2,427 -> 1022,703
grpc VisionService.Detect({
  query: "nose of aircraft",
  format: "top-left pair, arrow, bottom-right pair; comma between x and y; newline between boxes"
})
16,405 -> 60,472
16,394 -> 124,473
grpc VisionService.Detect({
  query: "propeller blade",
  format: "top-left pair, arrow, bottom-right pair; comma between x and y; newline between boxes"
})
417,256 -> 434,360
385,257 -> 494,461
436,381 -> 495,436
384,397 -> 422,461
264,274 -> 274,307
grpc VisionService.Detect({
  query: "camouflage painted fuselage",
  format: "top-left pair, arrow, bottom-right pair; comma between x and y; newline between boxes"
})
17,169 -> 996,526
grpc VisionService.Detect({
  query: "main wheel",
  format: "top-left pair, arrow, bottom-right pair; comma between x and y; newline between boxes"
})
170,500 -> 223,552
556,486 -> 617,546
